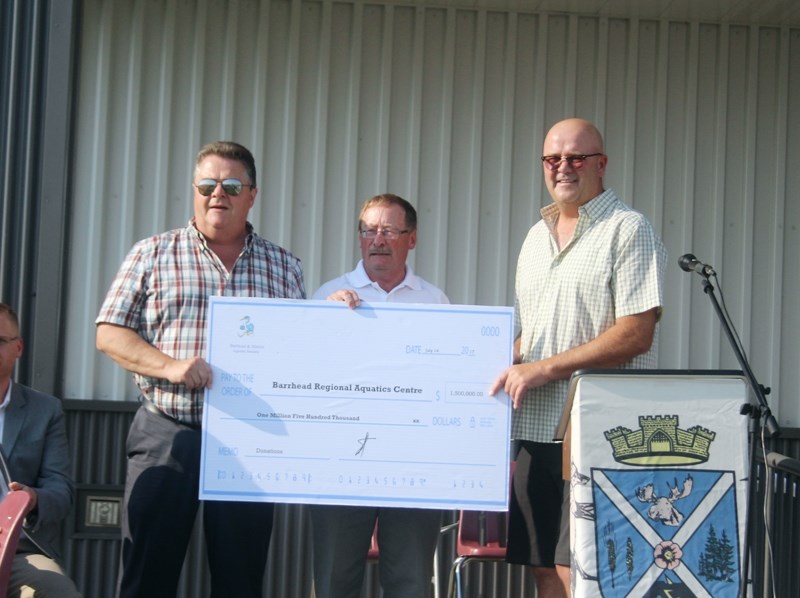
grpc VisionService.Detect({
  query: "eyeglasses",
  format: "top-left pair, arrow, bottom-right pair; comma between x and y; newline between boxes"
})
358,228 -> 410,240
541,153 -> 603,171
194,178 -> 254,196
0,335 -> 19,346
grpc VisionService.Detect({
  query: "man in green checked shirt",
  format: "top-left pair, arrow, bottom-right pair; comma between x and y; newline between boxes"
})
491,118 -> 666,597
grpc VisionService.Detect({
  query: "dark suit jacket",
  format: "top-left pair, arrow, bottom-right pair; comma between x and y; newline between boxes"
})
2,382 -> 74,559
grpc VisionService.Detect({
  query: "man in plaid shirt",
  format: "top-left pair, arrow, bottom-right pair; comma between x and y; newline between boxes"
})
96,141 -> 305,598
491,119 -> 666,597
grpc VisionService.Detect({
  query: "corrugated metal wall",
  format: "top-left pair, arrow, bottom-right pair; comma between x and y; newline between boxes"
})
61,400 -> 323,597
65,0 -> 800,429
61,396 -> 800,597
61,401 -> 133,597
749,430 -> 800,596
61,400 -> 535,597
0,0 -> 77,394
3,1 -> 796,596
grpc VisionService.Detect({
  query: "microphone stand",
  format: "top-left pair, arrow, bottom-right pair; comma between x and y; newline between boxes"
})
696,272 -> 780,598
698,274 -> 779,437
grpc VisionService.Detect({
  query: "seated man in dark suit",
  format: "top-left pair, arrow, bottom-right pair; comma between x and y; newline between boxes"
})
0,302 -> 81,597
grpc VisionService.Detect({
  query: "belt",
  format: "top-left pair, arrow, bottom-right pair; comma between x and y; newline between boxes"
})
140,398 -> 200,430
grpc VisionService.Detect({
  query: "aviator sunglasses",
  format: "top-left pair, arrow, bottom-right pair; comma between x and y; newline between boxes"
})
194,178 -> 254,196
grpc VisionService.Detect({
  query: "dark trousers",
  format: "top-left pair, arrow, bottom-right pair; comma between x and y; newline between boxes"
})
310,504 -> 442,598
117,405 -> 274,598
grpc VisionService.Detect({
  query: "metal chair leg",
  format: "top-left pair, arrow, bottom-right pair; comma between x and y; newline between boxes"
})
448,555 -> 470,598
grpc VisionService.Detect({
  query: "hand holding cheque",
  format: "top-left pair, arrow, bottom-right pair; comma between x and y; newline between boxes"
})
200,297 -> 513,510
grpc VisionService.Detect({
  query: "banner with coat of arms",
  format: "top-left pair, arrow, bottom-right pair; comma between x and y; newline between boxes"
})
566,372 -> 750,598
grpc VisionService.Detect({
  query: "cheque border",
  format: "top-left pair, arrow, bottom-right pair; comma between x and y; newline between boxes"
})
200,297 -> 514,511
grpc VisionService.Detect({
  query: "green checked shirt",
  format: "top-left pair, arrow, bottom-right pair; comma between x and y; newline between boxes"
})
512,189 -> 666,443
96,219 -> 306,425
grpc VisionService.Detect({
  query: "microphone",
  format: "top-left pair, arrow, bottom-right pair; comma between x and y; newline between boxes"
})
678,253 -> 715,277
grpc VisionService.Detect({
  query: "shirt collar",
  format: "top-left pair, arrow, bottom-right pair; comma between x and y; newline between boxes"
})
188,219 -> 255,252
540,188 -> 617,233
349,260 -> 423,292
0,380 -> 12,412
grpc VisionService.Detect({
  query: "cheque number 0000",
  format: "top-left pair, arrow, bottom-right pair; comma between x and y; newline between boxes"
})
480,326 -> 501,337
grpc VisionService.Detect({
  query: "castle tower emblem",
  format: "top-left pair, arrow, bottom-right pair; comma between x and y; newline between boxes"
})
604,415 -> 715,466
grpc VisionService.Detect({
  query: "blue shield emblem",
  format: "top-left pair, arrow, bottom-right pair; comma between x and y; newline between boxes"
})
590,468 -> 741,597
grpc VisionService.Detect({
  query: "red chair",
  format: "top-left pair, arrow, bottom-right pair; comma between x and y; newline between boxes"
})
0,490 -> 36,594
447,510 -> 508,598
447,463 -> 515,598
367,522 -> 379,562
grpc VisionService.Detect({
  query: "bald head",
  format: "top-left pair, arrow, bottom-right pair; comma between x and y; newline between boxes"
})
543,118 -> 605,155
541,118 -> 607,212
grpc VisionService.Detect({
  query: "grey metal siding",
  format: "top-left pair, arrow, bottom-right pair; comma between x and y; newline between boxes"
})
63,2 -> 800,429
60,400 -> 522,597
56,399 -> 800,596
0,0 -> 78,394
4,1 -> 800,596
61,400 -> 133,596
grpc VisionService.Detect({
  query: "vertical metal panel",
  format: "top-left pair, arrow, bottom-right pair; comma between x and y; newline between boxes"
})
0,0 -> 38,310
31,0 -> 78,392
475,10 -> 515,306
421,7 -> 456,292
56,396 -> 800,597
0,0 -> 77,394
61,401 -> 135,597
318,1 -> 362,281
61,400 -> 321,598
748,434 -> 800,596
662,20 -> 697,370
752,26 -> 789,431
781,28 -> 800,428
3,1 -> 796,597
57,7 -> 800,596
66,0 -> 800,424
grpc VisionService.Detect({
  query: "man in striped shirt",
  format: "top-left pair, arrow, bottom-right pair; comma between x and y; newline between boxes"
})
96,141 -> 305,598
491,119 -> 666,596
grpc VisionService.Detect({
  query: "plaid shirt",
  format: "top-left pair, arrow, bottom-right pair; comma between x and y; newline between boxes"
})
512,189 -> 666,442
96,220 -> 306,425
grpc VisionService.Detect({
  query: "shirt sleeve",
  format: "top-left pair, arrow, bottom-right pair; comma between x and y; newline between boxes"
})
95,238 -> 153,329
612,215 -> 667,319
